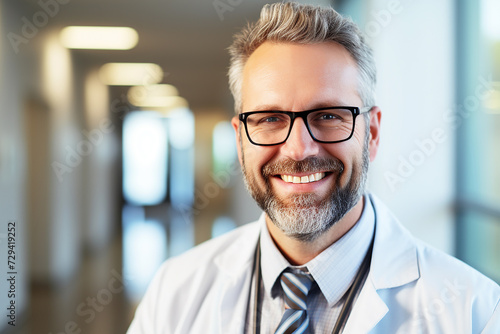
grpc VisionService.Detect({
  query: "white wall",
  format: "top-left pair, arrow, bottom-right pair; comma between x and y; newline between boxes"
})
38,33 -> 83,283
365,0 -> 456,254
0,0 -> 121,294
82,70 -> 119,252
0,1 -> 29,330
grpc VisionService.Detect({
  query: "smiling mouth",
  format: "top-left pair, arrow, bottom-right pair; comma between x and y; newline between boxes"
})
280,172 -> 326,184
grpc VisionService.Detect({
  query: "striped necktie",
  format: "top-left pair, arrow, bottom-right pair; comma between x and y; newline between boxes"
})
275,269 -> 315,334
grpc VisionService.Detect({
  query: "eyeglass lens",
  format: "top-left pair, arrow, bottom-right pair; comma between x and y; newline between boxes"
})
245,108 -> 354,145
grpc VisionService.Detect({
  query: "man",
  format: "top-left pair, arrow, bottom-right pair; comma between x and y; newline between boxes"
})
128,3 -> 500,333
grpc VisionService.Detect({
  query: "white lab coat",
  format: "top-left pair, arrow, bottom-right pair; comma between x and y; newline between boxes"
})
127,194 -> 500,333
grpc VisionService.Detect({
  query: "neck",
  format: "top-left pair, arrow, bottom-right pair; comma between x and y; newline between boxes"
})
266,197 -> 365,266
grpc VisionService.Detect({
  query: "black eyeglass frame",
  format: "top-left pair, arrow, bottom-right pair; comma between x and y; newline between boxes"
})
238,106 -> 372,146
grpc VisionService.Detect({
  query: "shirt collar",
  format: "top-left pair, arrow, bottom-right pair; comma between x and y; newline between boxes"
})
259,213 -> 290,298
259,194 -> 375,306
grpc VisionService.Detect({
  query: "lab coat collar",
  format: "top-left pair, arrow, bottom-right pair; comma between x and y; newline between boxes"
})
214,218 -> 260,276
343,194 -> 420,332
214,193 -> 421,333
368,193 -> 420,290
214,219 -> 261,333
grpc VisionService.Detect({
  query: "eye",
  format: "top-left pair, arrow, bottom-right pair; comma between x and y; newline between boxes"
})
314,112 -> 343,122
318,113 -> 339,120
264,116 -> 284,123
252,113 -> 288,125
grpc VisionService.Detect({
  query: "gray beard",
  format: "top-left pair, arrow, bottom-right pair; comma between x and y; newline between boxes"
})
241,137 -> 370,242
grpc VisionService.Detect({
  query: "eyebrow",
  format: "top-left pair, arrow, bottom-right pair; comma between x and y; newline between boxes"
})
247,101 -> 354,112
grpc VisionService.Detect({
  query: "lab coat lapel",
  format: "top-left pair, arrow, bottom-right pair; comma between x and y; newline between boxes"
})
368,194 -> 420,290
342,277 -> 388,333
210,196 -> 422,332
343,195 -> 421,332
214,218 -> 262,333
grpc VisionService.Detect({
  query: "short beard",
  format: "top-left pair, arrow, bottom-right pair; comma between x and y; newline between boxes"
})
241,135 -> 370,243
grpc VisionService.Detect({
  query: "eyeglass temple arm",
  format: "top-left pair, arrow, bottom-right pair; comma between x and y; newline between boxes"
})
360,106 -> 373,114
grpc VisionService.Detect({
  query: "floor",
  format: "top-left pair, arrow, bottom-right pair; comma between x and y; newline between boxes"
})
15,238 -> 138,334
4,202 -> 234,334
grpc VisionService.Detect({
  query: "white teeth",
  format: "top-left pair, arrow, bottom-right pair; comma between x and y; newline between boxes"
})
280,172 -> 326,184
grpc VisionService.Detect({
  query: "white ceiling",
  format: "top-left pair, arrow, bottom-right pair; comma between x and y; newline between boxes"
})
20,0 -> 275,111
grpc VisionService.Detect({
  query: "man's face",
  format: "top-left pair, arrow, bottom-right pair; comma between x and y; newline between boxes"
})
232,42 -> 378,242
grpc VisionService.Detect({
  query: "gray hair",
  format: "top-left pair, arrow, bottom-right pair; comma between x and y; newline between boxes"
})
228,2 -> 377,114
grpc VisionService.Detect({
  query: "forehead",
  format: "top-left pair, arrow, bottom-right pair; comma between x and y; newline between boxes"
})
241,42 -> 361,111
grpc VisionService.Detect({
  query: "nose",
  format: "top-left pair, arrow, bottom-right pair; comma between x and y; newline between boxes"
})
280,117 -> 319,161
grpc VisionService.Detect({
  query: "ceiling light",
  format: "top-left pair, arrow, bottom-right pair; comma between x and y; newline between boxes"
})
140,96 -> 189,109
60,26 -> 138,50
128,84 -> 182,107
99,63 -> 163,86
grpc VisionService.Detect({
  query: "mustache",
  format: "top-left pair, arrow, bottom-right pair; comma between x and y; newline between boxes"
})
262,157 -> 344,177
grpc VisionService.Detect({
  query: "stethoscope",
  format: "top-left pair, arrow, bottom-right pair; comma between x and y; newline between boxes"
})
248,227 -> 374,334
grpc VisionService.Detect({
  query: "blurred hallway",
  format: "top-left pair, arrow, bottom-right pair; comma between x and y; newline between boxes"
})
22,237 -> 132,334
0,0 -> 499,333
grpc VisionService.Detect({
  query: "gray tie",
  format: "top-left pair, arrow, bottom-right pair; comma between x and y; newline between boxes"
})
274,268 -> 314,334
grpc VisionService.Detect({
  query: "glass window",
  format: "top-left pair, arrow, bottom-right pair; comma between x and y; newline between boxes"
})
460,211 -> 500,282
211,216 -> 236,238
168,108 -> 195,207
456,0 -> 500,283
122,111 -> 168,205
122,205 -> 167,301
212,121 -> 237,175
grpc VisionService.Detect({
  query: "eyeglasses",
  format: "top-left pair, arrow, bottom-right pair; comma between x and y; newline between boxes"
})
238,106 -> 372,146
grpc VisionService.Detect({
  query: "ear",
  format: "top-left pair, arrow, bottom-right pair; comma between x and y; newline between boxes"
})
231,115 -> 244,166
367,106 -> 382,162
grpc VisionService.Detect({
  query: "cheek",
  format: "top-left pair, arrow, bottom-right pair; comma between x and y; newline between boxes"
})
339,126 -> 368,177
351,124 -> 368,146
241,141 -> 277,174
324,144 -> 362,181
